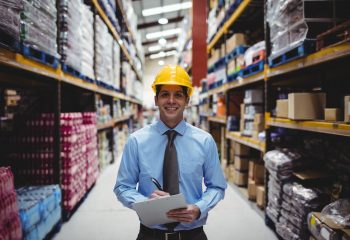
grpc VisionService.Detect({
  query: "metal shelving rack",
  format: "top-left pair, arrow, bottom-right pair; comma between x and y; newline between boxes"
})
0,1 -> 143,219
202,0 -> 350,238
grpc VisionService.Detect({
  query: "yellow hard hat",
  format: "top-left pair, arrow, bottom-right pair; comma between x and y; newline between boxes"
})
152,65 -> 193,96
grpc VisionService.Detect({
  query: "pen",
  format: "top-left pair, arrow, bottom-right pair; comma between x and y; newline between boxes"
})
151,178 -> 163,191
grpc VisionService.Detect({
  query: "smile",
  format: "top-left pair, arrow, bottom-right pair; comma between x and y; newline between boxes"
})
165,106 -> 178,111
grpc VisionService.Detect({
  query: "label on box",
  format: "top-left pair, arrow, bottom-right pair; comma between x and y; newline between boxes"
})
320,227 -> 331,239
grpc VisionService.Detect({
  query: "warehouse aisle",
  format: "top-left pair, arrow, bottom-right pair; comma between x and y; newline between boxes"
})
53,157 -> 278,240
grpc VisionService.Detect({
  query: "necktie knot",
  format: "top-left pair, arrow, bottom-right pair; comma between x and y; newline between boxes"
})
166,130 -> 177,144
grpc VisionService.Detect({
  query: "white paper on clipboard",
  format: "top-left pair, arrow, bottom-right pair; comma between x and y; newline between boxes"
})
132,193 -> 187,226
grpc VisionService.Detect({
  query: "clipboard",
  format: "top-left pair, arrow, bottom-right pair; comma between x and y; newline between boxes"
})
132,193 -> 187,226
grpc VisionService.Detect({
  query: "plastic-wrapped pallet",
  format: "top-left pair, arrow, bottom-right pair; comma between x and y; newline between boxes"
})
123,61 -> 137,96
275,182 -> 329,240
98,131 -> 113,171
58,0 -> 83,72
0,0 -> 22,49
0,167 -> 22,240
80,4 -> 94,80
266,0 -> 350,59
16,185 -> 61,240
82,113 -> 99,190
60,113 -> 87,211
112,40 -> 121,91
94,15 -> 114,87
6,113 -> 56,186
20,0 -> 58,57
99,0 -> 120,32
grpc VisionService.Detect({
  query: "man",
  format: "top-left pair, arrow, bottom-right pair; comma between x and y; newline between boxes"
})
114,65 -> 227,240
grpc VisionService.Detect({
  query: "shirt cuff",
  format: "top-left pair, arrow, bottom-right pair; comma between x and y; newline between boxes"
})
194,200 -> 208,221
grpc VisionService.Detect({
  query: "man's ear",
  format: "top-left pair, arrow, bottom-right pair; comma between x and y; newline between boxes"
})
185,97 -> 190,105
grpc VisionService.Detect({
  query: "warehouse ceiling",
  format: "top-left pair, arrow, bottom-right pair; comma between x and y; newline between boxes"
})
132,0 -> 191,60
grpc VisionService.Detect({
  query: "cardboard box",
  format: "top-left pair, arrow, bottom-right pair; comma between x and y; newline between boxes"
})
254,113 -> 264,123
256,185 -> 265,209
345,96 -> 350,123
221,43 -> 226,58
234,156 -> 249,171
244,89 -> 263,104
276,99 -> 288,118
248,161 -> 255,179
227,165 -> 235,183
233,170 -> 248,186
308,212 -> 350,240
324,108 -> 342,121
226,33 -> 247,53
240,104 -> 245,117
240,119 -> 245,132
221,158 -> 227,171
254,164 -> 265,184
248,179 -> 256,201
252,131 -> 259,140
234,142 -> 250,156
288,93 -> 326,120
253,122 -> 264,132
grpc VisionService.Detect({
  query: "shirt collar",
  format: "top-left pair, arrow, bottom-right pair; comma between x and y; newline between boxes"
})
155,119 -> 186,136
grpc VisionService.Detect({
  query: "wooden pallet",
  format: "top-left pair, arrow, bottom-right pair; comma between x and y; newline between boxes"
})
317,20 -> 350,50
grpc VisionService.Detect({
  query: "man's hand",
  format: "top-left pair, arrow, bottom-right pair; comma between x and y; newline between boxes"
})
166,204 -> 200,223
149,190 -> 169,199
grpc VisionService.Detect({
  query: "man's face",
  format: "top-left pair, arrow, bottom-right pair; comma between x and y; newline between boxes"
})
155,85 -> 189,127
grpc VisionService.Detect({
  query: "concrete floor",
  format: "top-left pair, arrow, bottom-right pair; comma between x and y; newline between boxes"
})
53,158 -> 278,240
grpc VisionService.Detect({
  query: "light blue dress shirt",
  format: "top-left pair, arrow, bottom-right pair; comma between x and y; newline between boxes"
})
114,119 -> 227,231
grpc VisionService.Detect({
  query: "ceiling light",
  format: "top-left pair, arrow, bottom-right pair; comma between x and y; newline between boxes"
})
142,2 -> 192,17
158,38 -> 167,46
149,50 -> 178,59
158,18 -> 168,25
148,42 -> 179,53
158,60 -> 165,66
146,28 -> 182,40
148,45 -> 162,52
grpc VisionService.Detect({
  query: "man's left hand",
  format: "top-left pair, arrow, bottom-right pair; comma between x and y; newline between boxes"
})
166,204 -> 200,223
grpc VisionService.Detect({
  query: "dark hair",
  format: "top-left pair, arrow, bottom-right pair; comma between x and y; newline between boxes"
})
155,85 -> 188,98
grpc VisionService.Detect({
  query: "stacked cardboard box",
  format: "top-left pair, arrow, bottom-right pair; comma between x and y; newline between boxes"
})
288,93 -> 326,120
252,113 -> 264,140
248,160 -> 265,202
233,143 -> 250,187
242,89 -> 264,136
226,34 -> 247,54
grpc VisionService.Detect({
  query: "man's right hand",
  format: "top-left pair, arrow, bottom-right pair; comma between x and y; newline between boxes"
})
150,190 -> 169,199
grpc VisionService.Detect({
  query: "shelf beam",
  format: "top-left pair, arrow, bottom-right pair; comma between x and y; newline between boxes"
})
0,49 -> 142,104
208,116 -> 227,124
267,117 -> 350,137
206,72 -> 264,97
267,43 -> 350,78
97,119 -> 115,131
226,131 -> 266,152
